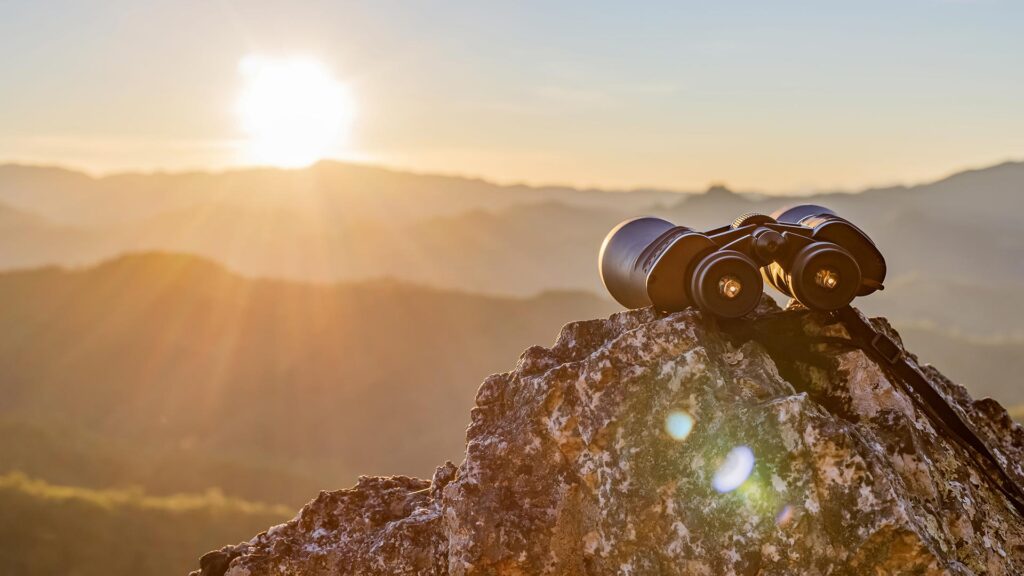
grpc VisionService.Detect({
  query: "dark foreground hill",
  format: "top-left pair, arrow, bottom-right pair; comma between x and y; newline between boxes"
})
0,253 -> 617,506
193,300 -> 1024,575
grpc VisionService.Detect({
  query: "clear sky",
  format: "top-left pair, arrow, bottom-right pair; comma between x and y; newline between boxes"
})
1,0 -> 1022,192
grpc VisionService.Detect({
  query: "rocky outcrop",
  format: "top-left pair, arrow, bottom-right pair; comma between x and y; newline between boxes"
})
192,299 -> 1024,575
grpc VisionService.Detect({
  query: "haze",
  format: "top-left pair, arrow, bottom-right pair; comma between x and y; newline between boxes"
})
3,0 -> 1023,192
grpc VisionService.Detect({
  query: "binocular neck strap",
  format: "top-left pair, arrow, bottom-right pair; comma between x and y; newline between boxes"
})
832,306 -> 1024,519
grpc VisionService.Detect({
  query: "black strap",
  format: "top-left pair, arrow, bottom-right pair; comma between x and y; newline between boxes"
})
832,306 -> 1024,518
720,307 -> 1024,517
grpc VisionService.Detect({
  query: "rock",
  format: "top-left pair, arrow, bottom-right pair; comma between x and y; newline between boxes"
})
191,298 -> 1024,575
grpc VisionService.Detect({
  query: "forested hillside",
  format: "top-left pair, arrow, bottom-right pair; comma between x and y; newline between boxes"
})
0,472 -> 287,576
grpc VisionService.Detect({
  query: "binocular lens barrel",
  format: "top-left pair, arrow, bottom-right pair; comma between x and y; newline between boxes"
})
599,205 -> 885,317
771,204 -> 837,226
599,217 -> 763,317
599,217 -> 678,309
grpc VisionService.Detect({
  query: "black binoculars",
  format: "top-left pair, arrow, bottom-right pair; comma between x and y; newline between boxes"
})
599,205 -> 886,318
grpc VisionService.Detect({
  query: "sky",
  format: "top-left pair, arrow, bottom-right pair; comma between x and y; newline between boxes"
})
1,0 -> 1022,192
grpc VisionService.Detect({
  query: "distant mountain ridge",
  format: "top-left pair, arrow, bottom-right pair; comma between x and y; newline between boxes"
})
5,158 -> 1019,219
0,160 -> 688,226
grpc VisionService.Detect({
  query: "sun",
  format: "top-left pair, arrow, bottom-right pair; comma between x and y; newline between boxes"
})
236,55 -> 355,168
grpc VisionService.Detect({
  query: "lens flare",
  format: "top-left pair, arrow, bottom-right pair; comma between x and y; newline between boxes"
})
776,504 -> 796,527
712,446 -> 755,493
665,410 -> 695,441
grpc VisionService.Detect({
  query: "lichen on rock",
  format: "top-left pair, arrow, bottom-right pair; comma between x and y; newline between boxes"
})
192,298 -> 1024,575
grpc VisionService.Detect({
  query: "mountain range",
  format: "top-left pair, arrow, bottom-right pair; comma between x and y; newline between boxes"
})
1,160 -> 1023,337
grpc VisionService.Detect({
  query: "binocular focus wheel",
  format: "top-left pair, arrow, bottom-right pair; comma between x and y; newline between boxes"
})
689,250 -> 763,318
731,213 -> 776,229
788,243 -> 862,311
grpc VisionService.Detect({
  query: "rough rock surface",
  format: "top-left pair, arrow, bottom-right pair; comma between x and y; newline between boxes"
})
192,299 -> 1024,575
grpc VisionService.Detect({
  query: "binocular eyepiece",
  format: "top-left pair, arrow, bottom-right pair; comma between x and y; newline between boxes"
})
599,205 -> 885,317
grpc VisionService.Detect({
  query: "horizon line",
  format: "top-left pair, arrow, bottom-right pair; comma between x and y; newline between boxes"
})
1,154 -> 1021,198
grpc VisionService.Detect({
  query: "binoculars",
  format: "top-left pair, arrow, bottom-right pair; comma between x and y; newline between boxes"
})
599,205 -> 886,318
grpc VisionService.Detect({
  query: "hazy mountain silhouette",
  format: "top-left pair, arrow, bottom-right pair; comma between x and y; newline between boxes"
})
0,162 -> 681,226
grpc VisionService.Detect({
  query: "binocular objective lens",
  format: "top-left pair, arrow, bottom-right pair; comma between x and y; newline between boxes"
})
690,250 -> 763,318
718,275 -> 743,299
788,243 -> 861,311
815,268 -> 840,290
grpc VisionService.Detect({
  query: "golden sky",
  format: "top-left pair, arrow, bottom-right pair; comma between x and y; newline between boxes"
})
1,1 -> 1022,192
